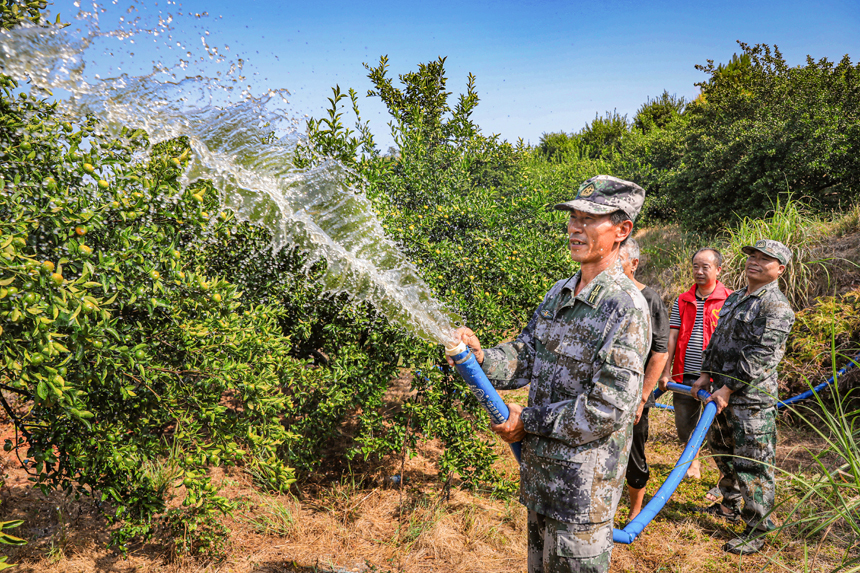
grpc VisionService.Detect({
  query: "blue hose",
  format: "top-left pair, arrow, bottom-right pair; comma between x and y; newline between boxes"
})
444,345 -> 857,544
613,383 -> 715,544
446,343 -> 522,462
777,352 -> 860,409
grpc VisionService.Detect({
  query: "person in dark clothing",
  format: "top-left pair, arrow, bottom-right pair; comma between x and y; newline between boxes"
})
692,239 -> 795,555
618,238 -> 669,520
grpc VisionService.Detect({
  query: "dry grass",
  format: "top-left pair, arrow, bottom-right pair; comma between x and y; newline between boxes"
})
0,389 -> 852,573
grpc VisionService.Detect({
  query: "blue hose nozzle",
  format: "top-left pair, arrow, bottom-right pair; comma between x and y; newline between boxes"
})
446,342 -> 522,463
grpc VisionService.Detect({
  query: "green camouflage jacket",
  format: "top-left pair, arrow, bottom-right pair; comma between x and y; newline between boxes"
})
701,280 -> 795,407
481,262 -> 651,524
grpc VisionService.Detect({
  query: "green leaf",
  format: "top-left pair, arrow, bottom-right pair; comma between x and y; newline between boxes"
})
0,532 -> 24,546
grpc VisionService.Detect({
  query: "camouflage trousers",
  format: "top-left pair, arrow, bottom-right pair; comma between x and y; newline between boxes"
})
527,511 -> 612,573
708,405 -> 777,532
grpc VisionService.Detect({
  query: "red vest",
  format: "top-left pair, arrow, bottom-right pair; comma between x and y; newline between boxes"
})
672,281 -> 732,382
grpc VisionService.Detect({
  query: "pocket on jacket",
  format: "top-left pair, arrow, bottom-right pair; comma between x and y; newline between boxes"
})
533,439 -> 597,471
555,521 -> 613,558
552,333 -> 595,396
734,310 -> 765,342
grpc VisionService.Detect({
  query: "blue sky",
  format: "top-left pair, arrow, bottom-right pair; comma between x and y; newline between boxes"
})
75,0 -> 860,148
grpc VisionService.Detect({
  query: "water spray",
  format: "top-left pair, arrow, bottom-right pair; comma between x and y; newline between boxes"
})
445,342 -> 522,463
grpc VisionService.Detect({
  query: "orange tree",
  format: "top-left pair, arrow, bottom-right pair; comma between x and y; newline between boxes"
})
294,56 -> 576,492
0,12 -> 303,552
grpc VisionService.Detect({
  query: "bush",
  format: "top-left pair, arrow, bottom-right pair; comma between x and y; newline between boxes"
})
578,110 -> 630,159
661,43 -> 860,232
536,131 -> 580,162
632,91 -> 686,134
0,83 -> 301,552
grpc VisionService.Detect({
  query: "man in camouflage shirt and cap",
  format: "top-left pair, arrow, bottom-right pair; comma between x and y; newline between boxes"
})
447,175 -> 651,573
691,239 -> 795,555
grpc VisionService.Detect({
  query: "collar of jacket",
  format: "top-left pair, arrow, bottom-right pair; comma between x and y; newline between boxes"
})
736,279 -> 781,304
561,261 -> 626,309
678,281 -> 731,304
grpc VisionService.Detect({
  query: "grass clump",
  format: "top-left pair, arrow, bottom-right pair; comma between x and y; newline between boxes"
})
778,374 -> 860,573
720,196 -> 830,309
245,496 -> 297,537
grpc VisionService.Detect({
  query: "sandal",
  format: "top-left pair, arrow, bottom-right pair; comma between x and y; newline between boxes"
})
705,486 -> 723,503
696,502 -> 741,523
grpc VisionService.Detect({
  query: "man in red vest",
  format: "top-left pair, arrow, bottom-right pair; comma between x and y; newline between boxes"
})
659,248 -> 732,480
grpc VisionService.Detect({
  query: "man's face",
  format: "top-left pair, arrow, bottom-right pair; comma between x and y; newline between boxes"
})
567,210 -> 623,265
745,250 -> 785,284
692,250 -> 720,288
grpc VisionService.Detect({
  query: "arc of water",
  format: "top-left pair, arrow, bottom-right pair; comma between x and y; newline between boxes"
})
1,21 -> 461,348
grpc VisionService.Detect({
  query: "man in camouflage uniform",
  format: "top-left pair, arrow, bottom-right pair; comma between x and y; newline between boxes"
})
691,239 -> 795,555
447,176 -> 651,573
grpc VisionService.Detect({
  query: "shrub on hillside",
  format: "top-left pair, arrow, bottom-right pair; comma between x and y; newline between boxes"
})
578,110 -> 630,159
537,131 -> 580,162
633,91 -> 687,134
663,43 -> 860,232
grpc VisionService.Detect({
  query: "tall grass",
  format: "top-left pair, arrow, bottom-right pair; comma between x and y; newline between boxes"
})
720,196 -> 831,309
832,201 -> 860,238
772,321 -> 860,573
779,384 -> 860,570
245,496 -> 296,537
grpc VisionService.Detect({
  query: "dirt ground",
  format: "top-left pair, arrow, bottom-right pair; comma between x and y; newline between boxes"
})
0,389 -> 853,573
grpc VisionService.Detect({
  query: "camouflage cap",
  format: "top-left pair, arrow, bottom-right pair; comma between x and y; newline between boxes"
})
553,175 -> 645,222
742,239 -> 792,265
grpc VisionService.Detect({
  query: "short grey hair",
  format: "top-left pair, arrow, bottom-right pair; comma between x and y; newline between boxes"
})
620,237 -> 640,262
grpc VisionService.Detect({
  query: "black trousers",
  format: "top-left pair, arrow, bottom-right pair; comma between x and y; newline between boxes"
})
625,407 -> 650,489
